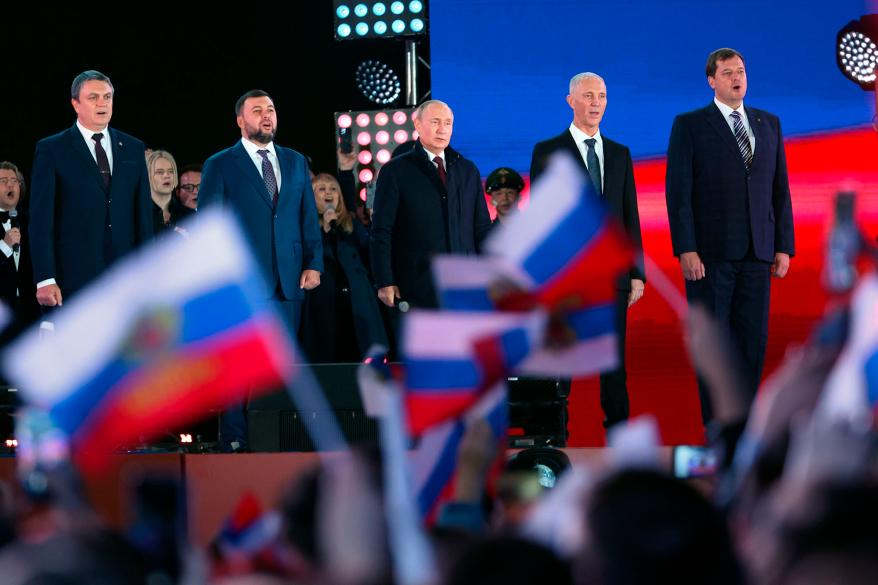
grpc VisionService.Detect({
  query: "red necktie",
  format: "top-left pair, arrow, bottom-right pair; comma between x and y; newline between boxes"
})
433,155 -> 447,186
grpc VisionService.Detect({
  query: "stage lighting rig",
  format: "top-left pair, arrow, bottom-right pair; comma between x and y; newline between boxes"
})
336,107 -> 417,202
335,0 -> 428,40
356,60 -> 402,105
836,15 -> 878,90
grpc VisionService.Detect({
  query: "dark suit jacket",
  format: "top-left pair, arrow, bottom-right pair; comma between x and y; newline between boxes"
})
29,125 -> 154,297
0,209 -> 40,328
199,141 -> 323,301
370,142 -> 492,308
530,130 -> 646,290
665,103 -> 795,262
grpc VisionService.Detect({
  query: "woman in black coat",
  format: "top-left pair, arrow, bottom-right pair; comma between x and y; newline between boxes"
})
299,173 -> 388,363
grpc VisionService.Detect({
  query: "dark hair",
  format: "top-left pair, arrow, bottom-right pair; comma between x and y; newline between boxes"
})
445,536 -> 573,585
235,89 -> 272,116
588,469 -> 742,585
0,160 -> 26,204
177,163 -> 203,176
706,48 -> 745,77
71,70 -> 113,100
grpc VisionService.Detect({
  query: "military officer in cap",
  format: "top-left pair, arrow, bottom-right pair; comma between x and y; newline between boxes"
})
485,167 -> 525,225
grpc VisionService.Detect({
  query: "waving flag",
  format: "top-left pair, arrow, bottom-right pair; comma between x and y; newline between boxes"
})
1,210 -> 296,472
402,310 -> 544,436
410,382 -> 508,521
486,153 -> 632,310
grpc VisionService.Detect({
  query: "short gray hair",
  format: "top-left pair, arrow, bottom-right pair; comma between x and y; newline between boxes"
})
415,99 -> 453,120
71,70 -> 114,101
568,72 -> 605,94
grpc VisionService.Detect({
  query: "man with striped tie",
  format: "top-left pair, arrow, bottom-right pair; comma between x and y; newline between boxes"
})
666,48 -> 795,423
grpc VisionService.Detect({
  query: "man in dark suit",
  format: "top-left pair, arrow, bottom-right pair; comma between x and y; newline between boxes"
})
0,162 -> 40,346
666,48 -> 794,421
29,70 -> 154,310
530,72 -> 646,430
371,99 -> 492,310
199,89 -> 323,451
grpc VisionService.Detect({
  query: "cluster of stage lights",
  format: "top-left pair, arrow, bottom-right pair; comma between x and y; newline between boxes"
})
336,108 -> 417,199
335,1 -> 426,40
356,60 -> 401,105
836,15 -> 878,90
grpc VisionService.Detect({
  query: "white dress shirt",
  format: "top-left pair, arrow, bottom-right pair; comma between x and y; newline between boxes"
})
76,120 -> 114,172
568,123 -> 605,189
240,138 -> 282,192
1,215 -> 19,271
713,97 -> 756,156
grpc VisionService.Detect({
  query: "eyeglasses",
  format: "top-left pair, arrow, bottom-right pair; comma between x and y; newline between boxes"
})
0,178 -> 20,186
179,184 -> 200,193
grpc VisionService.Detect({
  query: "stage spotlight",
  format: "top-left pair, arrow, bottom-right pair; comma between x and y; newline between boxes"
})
836,15 -> 878,90
355,60 -> 402,105
334,0 -> 429,40
335,107 -> 417,206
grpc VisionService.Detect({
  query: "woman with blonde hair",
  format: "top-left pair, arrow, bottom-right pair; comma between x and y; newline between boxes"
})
300,173 -> 387,362
146,149 -> 178,233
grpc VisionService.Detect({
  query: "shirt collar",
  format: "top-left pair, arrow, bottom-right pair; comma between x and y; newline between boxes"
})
568,123 -> 602,146
714,97 -> 746,120
241,138 -> 277,159
77,120 -> 109,143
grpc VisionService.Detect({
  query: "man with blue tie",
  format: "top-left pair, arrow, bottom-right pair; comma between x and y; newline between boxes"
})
30,70 -> 154,309
666,48 -> 795,422
200,89 -> 323,451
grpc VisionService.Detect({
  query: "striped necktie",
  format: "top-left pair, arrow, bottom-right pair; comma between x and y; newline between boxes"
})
729,111 -> 753,170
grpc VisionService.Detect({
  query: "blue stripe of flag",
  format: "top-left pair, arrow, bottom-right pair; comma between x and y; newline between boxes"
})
406,358 -> 481,391
521,185 -> 604,285
440,288 -> 495,311
566,303 -> 616,340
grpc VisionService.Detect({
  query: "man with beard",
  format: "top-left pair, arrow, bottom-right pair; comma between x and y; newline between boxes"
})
200,89 -> 323,452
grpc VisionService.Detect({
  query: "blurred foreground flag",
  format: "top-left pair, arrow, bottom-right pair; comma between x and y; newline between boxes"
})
818,273 -> 878,426
1,210 -> 296,471
402,310 -> 544,436
485,153 -> 633,311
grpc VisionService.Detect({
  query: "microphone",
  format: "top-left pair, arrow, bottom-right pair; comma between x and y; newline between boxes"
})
324,203 -> 338,230
397,300 -> 410,313
8,209 -> 19,253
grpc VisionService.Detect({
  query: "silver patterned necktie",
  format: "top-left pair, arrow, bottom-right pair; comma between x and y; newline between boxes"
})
729,111 -> 753,170
257,149 -> 279,206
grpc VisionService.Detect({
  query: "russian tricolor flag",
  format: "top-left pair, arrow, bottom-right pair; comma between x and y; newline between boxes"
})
2,210 -> 297,471
410,383 -> 508,522
485,153 -> 633,311
402,310 -> 545,436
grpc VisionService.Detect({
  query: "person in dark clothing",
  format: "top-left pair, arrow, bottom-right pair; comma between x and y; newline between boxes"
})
300,173 -> 388,362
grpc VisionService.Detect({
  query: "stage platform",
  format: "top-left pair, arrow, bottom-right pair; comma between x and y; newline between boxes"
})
0,448 -> 672,546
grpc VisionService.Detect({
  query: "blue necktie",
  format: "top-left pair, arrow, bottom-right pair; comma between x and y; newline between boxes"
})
257,149 -> 279,206
730,111 -> 753,170
584,138 -> 602,196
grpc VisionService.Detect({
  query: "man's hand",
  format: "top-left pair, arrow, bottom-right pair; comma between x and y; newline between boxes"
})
679,251 -> 705,281
337,148 -> 357,171
2,228 -> 20,249
377,285 -> 400,307
628,278 -> 645,307
36,284 -> 63,307
772,252 -> 790,278
300,269 -> 321,290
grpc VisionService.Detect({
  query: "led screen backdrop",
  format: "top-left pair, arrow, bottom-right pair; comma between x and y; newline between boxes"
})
431,0 -> 872,174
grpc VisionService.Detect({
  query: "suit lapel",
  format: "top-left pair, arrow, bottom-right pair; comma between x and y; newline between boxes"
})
232,143 -> 274,208
744,106 -> 766,170
561,131 -> 588,172
413,142 -> 447,193
601,137 -> 620,200
67,125 -> 107,192
704,103 -> 747,171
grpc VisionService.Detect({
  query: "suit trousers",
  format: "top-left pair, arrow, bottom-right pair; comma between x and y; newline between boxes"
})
599,290 -> 631,428
219,290 -> 302,450
684,258 -> 771,424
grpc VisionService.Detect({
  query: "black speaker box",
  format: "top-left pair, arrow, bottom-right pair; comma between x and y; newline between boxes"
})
248,363 -> 379,452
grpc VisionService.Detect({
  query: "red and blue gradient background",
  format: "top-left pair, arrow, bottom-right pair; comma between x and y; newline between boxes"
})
431,0 -> 878,445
